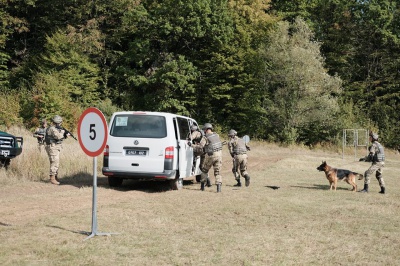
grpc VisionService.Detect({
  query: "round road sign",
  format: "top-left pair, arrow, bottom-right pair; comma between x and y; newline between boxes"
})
78,107 -> 108,157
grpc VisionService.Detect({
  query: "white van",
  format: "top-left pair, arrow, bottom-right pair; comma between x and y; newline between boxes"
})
102,111 -> 202,190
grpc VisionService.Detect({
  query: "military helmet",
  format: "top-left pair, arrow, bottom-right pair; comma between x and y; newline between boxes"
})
52,115 -> 63,124
202,123 -> 213,131
191,125 -> 198,131
369,132 -> 379,140
228,129 -> 237,137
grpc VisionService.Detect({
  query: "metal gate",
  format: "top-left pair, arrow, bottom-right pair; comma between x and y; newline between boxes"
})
342,129 -> 369,160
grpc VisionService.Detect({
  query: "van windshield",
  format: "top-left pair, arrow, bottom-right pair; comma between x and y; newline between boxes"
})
110,115 -> 167,138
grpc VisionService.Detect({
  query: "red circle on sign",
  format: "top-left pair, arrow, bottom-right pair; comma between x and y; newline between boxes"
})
78,107 -> 108,157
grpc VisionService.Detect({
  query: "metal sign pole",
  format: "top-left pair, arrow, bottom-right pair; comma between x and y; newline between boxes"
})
82,157 -> 118,241
78,107 -> 119,240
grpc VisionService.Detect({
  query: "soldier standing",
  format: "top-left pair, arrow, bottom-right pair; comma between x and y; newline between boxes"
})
33,119 -> 47,152
359,132 -> 386,194
228,129 -> 251,187
44,115 -> 67,185
195,123 -> 223,192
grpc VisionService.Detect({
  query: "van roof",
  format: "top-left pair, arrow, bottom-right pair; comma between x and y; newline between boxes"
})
112,111 -> 193,119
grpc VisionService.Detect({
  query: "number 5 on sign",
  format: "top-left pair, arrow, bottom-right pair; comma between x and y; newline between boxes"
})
78,107 -> 108,157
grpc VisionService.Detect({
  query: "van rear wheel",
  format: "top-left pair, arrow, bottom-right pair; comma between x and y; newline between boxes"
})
108,177 -> 123,187
170,176 -> 183,190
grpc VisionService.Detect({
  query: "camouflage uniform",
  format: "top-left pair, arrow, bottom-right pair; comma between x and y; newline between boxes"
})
196,123 -> 223,192
45,116 -> 65,185
190,130 -> 204,157
360,133 -> 385,194
200,133 -> 223,185
228,129 -> 251,187
33,119 -> 47,152
228,135 -> 250,185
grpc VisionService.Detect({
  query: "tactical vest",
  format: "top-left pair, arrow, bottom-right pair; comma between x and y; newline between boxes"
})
233,137 -> 247,155
372,142 -> 385,162
35,127 -> 46,143
44,127 -> 62,145
204,133 -> 222,155
192,131 -> 203,144
37,127 -> 46,135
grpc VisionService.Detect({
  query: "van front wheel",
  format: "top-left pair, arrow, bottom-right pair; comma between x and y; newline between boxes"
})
108,177 -> 123,187
170,176 -> 183,190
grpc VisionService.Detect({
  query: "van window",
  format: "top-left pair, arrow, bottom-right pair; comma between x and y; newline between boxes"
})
110,114 -> 167,138
176,117 -> 190,140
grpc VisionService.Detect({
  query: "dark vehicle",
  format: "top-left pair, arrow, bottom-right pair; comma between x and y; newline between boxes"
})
0,131 -> 23,169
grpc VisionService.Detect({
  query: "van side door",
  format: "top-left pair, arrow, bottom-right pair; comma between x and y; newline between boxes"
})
174,117 -> 194,178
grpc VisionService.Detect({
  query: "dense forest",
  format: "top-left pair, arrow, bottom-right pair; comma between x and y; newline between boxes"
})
1,0 -> 399,148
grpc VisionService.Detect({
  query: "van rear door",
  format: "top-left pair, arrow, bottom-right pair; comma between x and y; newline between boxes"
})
108,114 -> 167,174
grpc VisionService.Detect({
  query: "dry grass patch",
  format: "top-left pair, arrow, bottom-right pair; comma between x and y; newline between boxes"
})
1,127 -> 400,265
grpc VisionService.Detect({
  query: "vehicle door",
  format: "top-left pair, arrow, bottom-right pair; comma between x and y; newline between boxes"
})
174,117 -> 194,178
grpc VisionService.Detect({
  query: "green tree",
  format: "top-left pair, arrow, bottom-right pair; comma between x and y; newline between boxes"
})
259,18 -> 342,144
21,24 -> 104,126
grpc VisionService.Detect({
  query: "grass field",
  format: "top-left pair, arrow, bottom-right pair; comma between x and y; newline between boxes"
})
1,127 -> 399,265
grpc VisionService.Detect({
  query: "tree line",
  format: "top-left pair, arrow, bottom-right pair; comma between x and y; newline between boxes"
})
1,0 -> 399,148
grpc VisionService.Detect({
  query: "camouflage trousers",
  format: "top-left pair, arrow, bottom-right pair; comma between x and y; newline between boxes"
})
364,162 -> 385,187
200,150 -> 222,185
232,154 -> 248,181
45,143 -> 62,176
38,143 -> 45,153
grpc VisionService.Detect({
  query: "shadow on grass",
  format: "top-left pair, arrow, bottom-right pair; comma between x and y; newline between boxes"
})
291,184 -> 353,191
0,222 -> 12,226
46,225 -> 88,235
59,172 -> 197,193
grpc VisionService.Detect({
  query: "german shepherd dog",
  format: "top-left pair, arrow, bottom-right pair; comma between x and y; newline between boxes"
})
316,161 -> 363,191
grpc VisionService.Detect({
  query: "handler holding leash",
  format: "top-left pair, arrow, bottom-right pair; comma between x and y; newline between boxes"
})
228,129 -> 251,187
359,132 -> 386,194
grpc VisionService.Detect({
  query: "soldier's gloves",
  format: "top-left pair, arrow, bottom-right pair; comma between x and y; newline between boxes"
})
187,141 -> 192,147
246,146 -> 251,151
359,157 -> 365,162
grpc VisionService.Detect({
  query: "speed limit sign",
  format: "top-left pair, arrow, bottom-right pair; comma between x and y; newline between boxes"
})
77,107 -> 115,240
78,107 -> 108,157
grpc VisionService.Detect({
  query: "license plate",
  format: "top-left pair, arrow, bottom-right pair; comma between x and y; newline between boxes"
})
1,150 -> 10,157
126,150 -> 147,156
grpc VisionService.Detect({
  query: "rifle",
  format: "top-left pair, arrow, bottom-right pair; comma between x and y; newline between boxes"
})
359,154 -> 373,162
56,125 -> 78,141
33,132 -> 45,144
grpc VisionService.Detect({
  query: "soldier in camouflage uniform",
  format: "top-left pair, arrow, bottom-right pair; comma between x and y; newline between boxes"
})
359,132 -> 386,194
33,119 -> 47,152
189,125 -> 212,187
195,123 -> 223,192
44,115 -> 67,185
228,129 -> 251,187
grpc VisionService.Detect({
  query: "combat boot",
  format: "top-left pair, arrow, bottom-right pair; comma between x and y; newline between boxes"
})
217,184 -> 221,193
234,179 -> 242,187
206,177 -> 212,187
379,186 -> 386,194
50,175 -> 60,185
359,184 -> 368,193
244,174 -> 250,187
200,182 -> 205,191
